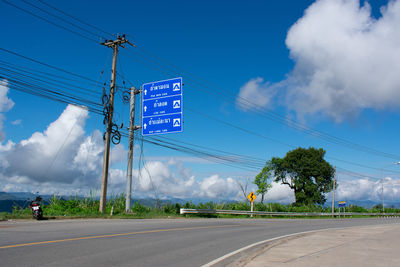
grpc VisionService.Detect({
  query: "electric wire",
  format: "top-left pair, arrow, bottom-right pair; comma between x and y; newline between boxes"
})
5,2 -> 400,179
336,167 -> 382,181
6,0 -> 399,161
20,0 -> 106,40
145,137 -> 263,169
0,59 -> 102,88
2,0 -> 99,43
137,132 -> 160,203
1,77 -> 103,115
123,132 -> 264,172
0,64 -> 102,96
0,47 -> 99,83
2,51 -> 397,178
0,68 -> 102,108
151,135 -> 266,166
37,0 -> 114,38
128,45 -> 400,161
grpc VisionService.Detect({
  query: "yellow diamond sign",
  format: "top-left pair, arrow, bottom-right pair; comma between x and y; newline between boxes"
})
247,192 -> 256,202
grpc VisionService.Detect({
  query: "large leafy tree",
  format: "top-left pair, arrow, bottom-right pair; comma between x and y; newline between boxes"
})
254,162 -> 273,204
270,147 -> 335,205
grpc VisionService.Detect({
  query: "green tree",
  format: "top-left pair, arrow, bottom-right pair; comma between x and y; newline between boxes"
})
270,147 -> 335,205
254,162 -> 273,203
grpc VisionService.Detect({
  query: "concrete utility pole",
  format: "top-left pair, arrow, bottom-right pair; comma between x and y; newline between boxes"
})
99,35 -> 129,213
380,162 -> 400,214
332,166 -> 336,217
382,178 -> 385,213
125,87 -> 140,212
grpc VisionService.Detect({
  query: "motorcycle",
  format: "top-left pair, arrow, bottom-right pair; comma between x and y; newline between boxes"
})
29,196 -> 43,220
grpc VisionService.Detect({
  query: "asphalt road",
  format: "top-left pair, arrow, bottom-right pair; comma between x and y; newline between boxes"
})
0,218 -> 399,266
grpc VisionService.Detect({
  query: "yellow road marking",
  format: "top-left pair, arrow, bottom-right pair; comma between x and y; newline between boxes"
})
0,224 -> 239,250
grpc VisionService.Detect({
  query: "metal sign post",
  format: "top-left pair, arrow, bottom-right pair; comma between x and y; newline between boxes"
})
247,192 -> 257,218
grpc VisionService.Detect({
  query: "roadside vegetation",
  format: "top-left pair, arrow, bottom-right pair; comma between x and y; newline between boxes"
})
1,146 -> 397,221
1,194 -> 399,221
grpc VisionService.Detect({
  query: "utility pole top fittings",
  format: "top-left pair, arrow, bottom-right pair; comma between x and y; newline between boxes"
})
100,34 -> 134,48
99,34 -> 133,214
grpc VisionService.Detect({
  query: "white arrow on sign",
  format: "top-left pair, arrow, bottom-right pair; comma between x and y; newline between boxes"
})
144,106 -> 147,112
144,89 -> 147,95
143,123 -> 147,130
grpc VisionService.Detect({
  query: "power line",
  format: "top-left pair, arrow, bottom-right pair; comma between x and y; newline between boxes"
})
21,0 -> 105,40
121,132 -> 266,172
2,0 -> 99,43
0,59 -> 102,88
137,137 -> 160,202
1,77 -> 103,114
0,63 -> 102,96
0,47 -> 99,83
6,0 -> 398,161
151,135 -> 266,165
37,0 -> 114,38
186,106 -> 400,175
126,45 -> 400,161
6,2 -> 400,179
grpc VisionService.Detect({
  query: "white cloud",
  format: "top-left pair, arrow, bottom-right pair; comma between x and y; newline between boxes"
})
11,119 -> 21,125
110,144 -> 128,165
0,80 -> 14,113
0,99 -> 250,200
0,103 -> 132,196
2,96 -> 397,203
265,182 -> 295,203
0,105 -> 107,193
3,105 -> 89,183
134,161 -> 196,198
73,130 -> 104,173
236,77 -> 278,111
333,177 -> 400,203
129,160 -> 246,200
198,175 -> 240,199
0,80 -> 14,142
237,0 -> 400,122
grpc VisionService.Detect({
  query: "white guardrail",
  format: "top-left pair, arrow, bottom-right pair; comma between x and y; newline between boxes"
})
180,208 -> 400,217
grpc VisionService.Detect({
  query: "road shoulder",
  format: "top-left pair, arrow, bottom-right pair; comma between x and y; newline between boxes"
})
238,224 -> 400,267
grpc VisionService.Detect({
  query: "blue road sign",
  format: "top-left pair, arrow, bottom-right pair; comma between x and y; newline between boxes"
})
142,77 -> 182,100
338,201 -> 346,208
142,77 -> 183,136
143,95 -> 182,117
142,113 -> 183,135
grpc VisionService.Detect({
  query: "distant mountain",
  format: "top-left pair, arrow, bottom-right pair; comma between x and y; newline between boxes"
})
7,192 -> 38,200
0,200 -> 29,213
0,192 -> 54,212
0,192 -> 18,200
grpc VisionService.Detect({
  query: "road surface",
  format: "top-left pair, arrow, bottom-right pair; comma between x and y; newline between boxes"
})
0,218 -> 398,266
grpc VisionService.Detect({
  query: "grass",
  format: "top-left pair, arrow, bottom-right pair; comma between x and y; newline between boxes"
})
1,197 -> 399,221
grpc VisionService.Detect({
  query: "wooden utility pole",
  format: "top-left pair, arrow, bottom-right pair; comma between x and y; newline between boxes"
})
99,35 -> 129,213
332,166 -> 336,217
125,87 -> 140,212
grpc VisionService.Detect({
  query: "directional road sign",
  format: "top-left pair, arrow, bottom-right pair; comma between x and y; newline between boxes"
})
143,94 -> 182,117
142,77 -> 183,136
338,201 -> 346,208
247,192 -> 257,203
143,77 -> 182,100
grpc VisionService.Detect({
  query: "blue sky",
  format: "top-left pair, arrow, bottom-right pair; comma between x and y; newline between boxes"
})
1,0 -> 400,204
